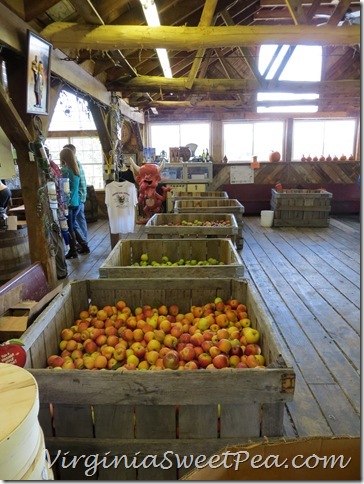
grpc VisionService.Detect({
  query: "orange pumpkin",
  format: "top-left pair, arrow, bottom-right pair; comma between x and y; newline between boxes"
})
269,151 -> 281,162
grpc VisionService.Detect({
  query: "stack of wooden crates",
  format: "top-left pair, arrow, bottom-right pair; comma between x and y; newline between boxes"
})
18,188 -> 296,480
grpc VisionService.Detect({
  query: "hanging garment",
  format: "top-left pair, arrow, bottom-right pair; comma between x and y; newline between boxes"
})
105,180 -> 138,234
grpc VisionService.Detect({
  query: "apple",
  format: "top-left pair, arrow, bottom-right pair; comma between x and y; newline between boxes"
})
179,333 -> 191,344
246,354 -> 265,367
164,334 -> 178,349
78,320 -> 90,332
113,347 -> 126,361
236,362 -> 248,368
216,328 -> 229,340
66,339 -> 78,352
72,332 -> 83,343
95,334 -> 107,347
50,356 -> 65,368
217,339 -> 232,354
130,342 -> 146,359
209,346 -> 221,358
62,360 -> 75,370
107,335 -> 119,347
240,318 -> 251,328
138,360 -> 150,371
61,328 -> 74,341
132,328 -> 144,342
192,306 -> 204,318
146,339 -> 161,352
146,350 -> 159,365
88,305 -> 98,317
81,330 -> 90,341
212,354 -> 229,369
229,355 -> 241,367
179,346 -> 196,362
190,333 -> 204,347
214,297 -> 223,304
215,314 -> 228,328
61,349 -> 72,358
71,349 -> 83,360
230,344 -> 243,357
159,320 -> 171,333
83,355 -> 95,369
120,329 -> 134,342
201,340 -> 215,353
127,354 -> 140,367
116,300 -> 127,311
225,310 -> 237,323
244,343 -> 262,356
153,329 -> 166,342
94,355 -> 107,369
197,317 -> 210,331
158,305 -> 168,316
101,346 -> 115,359
84,340 -> 98,354
229,299 -> 239,309
163,350 -> 180,370
242,327 -> 260,344
126,318 -> 137,330
170,325 -> 183,339
215,301 -> 225,312
74,358 -> 85,369
184,361 -> 199,370
198,352 -> 212,368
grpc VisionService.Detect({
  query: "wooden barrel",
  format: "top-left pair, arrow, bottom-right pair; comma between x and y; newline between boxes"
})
84,185 -> 99,222
0,363 -> 47,480
0,225 -> 31,285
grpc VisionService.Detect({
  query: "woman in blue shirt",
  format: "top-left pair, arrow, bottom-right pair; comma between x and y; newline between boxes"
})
60,148 -> 90,258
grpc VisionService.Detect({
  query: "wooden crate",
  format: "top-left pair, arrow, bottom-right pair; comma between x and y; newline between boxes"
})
271,189 -> 332,227
172,191 -> 229,201
174,199 -> 245,249
21,278 -> 295,481
99,238 -> 244,279
145,212 -> 238,246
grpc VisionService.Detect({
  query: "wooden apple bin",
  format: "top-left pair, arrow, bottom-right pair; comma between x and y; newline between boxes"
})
99,238 -> 244,279
145,213 -> 239,247
21,278 -> 295,480
174,199 -> 245,249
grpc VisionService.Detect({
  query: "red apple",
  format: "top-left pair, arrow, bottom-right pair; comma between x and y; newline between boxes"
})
212,354 -> 229,369
179,346 -> 196,362
198,352 -> 212,368
244,343 -> 262,356
184,361 -> 199,370
163,350 -> 180,370
190,333 -> 204,347
84,340 -> 98,354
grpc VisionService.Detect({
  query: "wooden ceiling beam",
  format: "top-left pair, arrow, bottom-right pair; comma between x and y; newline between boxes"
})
186,0 -> 218,89
40,23 -> 360,50
108,76 -> 359,96
24,0 -> 61,22
284,0 -> 308,24
327,0 -> 352,25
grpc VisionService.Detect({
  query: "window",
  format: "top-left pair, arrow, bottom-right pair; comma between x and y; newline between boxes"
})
292,119 -> 356,161
223,122 -> 284,162
47,91 -> 104,188
150,123 -> 210,159
46,137 -> 104,189
257,45 -> 322,113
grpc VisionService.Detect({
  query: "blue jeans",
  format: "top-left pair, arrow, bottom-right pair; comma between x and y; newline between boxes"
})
74,202 -> 88,242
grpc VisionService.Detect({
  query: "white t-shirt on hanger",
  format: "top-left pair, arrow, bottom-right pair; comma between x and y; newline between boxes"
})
105,181 -> 138,234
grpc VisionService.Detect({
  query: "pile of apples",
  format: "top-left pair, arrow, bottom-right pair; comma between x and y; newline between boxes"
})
133,253 -> 224,266
164,219 -> 232,227
46,297 -> 266,371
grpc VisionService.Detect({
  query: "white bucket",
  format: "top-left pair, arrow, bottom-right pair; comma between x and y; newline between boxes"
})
261,210 -> 274,227
0,363 -> 43,480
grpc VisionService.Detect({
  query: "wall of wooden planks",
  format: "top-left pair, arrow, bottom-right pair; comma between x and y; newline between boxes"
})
212,161 -> 360,214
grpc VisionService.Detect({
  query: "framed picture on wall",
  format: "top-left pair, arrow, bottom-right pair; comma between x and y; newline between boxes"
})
26,30 -> 52,115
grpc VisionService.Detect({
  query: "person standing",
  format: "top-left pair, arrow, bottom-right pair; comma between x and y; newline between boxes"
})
0,180 -> 11,209
60,148 -> 90,259
63,144 -> 89,253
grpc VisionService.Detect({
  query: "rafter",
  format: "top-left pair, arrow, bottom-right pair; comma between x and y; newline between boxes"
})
40,24 -> 360,50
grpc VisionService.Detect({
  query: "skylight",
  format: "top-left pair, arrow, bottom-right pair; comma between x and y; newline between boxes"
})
257,45 -> 322,113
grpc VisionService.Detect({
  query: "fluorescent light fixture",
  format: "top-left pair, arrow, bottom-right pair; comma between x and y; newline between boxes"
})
140,0 -> 173,78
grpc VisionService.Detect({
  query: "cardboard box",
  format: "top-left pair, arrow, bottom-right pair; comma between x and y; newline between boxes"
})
0,285 -> 62,341
182,436 -> 360,480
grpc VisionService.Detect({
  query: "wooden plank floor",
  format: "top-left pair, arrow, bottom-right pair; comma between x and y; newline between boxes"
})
62,214 -> 360,439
